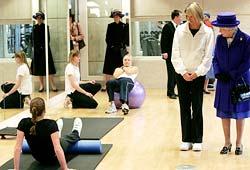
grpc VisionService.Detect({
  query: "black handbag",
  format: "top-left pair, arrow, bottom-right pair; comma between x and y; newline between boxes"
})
231,77 -> 250,104
1,83 -> 15,93
78,39 -> 86,49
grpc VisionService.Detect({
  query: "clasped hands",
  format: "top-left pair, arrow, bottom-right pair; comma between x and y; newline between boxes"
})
183,72 -> 198,81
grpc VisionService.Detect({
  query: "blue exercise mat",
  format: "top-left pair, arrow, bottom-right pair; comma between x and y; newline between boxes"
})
22,139 -> 103,154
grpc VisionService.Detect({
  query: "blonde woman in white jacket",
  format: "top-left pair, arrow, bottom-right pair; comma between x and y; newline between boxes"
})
171,2 -> 214,151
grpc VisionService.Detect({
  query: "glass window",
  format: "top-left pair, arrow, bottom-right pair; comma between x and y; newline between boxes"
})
0,24 -> 32,58
131,20 -> 169,57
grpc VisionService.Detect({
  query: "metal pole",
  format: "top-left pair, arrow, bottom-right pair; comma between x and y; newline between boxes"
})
44,0 -> 49,103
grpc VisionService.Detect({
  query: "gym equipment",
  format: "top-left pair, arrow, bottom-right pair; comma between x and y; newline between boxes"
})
114,81 -> 146,109
22,139 -> 103,154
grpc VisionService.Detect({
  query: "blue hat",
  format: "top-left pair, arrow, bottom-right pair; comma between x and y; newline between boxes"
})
211,12 -> 240,27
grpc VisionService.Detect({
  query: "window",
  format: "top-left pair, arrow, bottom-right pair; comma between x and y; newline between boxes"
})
131,20 -> 169,57
0,24 -> 32,58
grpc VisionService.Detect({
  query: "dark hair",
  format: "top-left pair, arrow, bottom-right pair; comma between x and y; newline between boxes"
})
171,10 -> 182,20
29,97 -> 45,135
69,13 -> 75,22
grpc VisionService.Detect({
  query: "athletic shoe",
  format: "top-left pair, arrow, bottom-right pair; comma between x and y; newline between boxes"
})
121,103 -> 129,115
72,118 -> 82,135
56,118 -> 63,138
180,142 -> 192,151
105,103 -> 117,114
192,143 -> 202,151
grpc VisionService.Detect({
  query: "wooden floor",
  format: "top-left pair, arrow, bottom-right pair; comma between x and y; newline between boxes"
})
0,89 -> 250,170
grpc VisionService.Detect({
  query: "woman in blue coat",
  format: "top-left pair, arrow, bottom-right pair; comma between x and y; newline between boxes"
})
212,12 -> 250,155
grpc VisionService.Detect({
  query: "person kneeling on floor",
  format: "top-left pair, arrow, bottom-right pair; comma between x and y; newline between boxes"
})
0,51 -> 32,109
64,50 -> 101,108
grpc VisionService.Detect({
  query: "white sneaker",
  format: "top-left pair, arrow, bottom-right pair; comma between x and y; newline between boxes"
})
121,103 -> 129,115
105,103 -> 117,114
64,96 -> 72,108
72,118 -> 82,135
192,143 -> 202,151
56,119 -> 63,138
180,142 -> 192,151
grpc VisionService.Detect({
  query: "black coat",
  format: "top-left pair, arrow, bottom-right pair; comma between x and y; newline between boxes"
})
160,21 -> 176,59
103,21 -> 129,75
31,23 -> 56,76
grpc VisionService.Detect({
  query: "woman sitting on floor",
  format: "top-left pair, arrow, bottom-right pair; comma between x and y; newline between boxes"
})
105,54 -> 138,115
14,97 -> 81,169
64,50 -> 101,108
0,51 -> 32,109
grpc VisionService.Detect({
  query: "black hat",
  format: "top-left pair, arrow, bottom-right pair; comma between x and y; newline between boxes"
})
33,11 -> 45,20
110,10 -> 124,18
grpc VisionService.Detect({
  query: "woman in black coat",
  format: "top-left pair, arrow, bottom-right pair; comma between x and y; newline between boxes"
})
102,10 -> 129,91
31,11 -> 57,92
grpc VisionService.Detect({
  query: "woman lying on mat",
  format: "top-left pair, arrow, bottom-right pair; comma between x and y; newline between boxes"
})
64,50 -> 101,108
14,97 -> 82,170
0,51 -> 32,109
105,54 -> 138,115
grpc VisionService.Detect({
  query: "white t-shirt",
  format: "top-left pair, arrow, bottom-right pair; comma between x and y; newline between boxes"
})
17,64 -> 32,95
65,63 -> 80,94
118,72 -> 138,82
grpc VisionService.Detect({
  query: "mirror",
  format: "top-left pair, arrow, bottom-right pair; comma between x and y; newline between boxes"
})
36,0 -> 68,99
86,0 -> 130,80
0,21 -> 32,121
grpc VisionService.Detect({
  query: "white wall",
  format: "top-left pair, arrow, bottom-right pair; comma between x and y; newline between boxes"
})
0,0 -> 32,24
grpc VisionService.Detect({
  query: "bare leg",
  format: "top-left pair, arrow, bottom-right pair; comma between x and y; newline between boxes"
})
49,75 -> 57,91
203,79 -> 210,94
38,76 -> 44,91
222,119 -> 231,146
236,119 -> 245,147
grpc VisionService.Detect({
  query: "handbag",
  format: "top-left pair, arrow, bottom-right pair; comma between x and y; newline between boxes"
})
1,83 -> 15,93
78,39 -> 86,49
76,23 -> 85,50
231,77 -> 250,104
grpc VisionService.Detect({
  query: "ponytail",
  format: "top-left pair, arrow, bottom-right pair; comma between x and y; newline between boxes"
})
29,97 -> 45,135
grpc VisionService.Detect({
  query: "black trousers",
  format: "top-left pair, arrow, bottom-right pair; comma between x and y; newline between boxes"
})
68,83 -> 101,108
176,74 -> 205,143
166,60 -> 176,96
60,130 -> 80,153
106,78 -> 134,103
0,83 -> 30,109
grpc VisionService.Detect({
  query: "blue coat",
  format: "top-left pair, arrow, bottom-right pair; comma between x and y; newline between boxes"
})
213,29 -> 250,113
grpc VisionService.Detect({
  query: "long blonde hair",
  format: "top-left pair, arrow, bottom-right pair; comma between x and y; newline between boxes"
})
29,97 -> 45,135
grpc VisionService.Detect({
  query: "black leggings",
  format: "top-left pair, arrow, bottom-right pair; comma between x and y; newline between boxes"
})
68,83 -> 101,108
60,130 -> 80,153
0,83 -> 30,109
